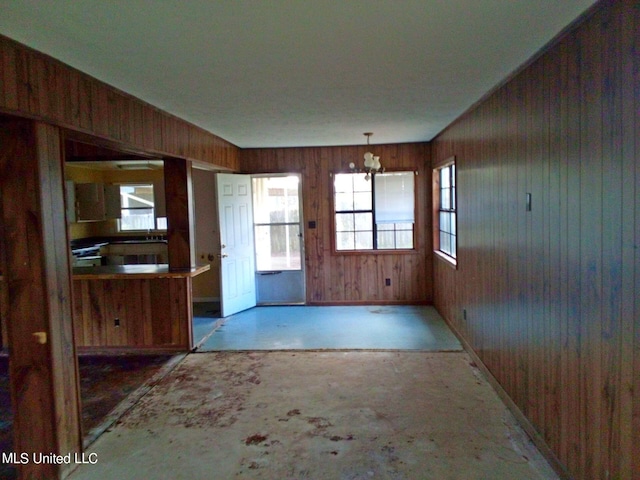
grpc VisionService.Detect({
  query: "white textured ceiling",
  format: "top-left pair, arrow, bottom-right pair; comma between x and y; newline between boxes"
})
0,1 -> 596,148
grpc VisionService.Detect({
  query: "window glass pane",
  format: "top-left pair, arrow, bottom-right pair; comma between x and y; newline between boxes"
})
451,164 -> 455,186
355,231 -> 373,250
119,184 -> 157,231
120,208 -> 154,231
439,211 -> 449,233
334,174 -> 353,193
377,223 -> 394,231
354,212 -> 372,231
440,166 -> 450,188
336,232 -> 355,250
121,185 -> 154,208
255,224 -> 301,271
377,231 -> 395,249
450,213 -> 456,235
253,176 -> 300,224
335,213 -> 354,232
375,172 -> 414,224
451,236 -> 457,257
396,229 -> 414,249
335,192 -> 354,211
395,222 -> 413,230
352,174 -> 372,193
156,217 -> 167,230
353,191 -> 372,210
440,232 -> 447,254
441,188 -> 450,210
451,186 -> 456,210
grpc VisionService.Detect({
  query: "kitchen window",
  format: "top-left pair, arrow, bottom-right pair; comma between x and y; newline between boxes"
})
333,171 -> 415,251
119,184 -> 166,231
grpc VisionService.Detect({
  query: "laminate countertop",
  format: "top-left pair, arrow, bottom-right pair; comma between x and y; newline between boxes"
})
72,264 -> 210,280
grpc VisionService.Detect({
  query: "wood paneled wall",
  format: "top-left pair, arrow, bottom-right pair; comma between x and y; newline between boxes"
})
0,34 -> 239,169
0,281 -> 6,348
432,1 -> 638,479
0,119 -> 82,478
72,277 -> 192,350
242,143 -> 432,304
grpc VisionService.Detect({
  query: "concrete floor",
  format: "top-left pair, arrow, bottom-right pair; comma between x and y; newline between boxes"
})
68,351 -> 558,480
198,305 -> 462,351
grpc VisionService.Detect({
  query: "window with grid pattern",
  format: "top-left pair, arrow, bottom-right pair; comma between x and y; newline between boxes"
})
433,161 -> 456,262
333,172 -> 414,251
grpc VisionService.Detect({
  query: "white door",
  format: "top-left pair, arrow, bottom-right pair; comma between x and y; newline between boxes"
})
216,173 -> 256,317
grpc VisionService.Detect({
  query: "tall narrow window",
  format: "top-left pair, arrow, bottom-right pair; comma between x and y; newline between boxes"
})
433,160 -> 457,264
333,171 -> 414,251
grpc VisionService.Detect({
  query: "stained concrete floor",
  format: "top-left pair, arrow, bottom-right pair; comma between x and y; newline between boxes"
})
198,305 -> 462,351
68,351 -> 558,480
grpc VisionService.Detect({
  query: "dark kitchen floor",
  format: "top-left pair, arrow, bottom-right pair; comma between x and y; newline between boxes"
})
0,354 -> 178,479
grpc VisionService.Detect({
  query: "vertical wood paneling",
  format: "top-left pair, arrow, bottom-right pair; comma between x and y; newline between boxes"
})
0,281 -> 7,348
631,3 -> 640,477
0,34 -> 240,170
432,1 -> 638,479
241,143 -> 431,304
72,277 -> 192,350
0,119 -> 82,479
165,158 -> 195,269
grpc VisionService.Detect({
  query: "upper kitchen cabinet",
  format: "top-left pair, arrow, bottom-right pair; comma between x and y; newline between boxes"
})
75,183 -> 121,222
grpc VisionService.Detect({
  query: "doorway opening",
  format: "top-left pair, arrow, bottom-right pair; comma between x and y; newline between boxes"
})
252,174 -> 305,305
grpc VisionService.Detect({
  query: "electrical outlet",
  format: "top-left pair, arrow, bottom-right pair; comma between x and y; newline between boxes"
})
385,278 -> 391,286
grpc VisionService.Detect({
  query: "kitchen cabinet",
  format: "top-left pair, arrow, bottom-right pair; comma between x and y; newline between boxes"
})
75,183 -> 121,222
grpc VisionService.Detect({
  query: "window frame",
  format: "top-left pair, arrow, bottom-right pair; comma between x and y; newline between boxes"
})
331,169 -> 417,254
117,183 -> 166,232
432,157 -> 457,267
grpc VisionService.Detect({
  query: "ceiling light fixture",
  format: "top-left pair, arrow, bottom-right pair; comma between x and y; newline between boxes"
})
349,132 -> 382,181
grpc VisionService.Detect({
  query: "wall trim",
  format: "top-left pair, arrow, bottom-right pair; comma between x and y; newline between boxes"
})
439,311 -> 572,480
307,300 -> 431,306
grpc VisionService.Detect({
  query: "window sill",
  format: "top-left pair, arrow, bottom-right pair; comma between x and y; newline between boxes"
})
434,250 -> 457,269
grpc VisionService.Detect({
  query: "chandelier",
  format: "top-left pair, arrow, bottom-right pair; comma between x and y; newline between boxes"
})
349,132 -> 382,181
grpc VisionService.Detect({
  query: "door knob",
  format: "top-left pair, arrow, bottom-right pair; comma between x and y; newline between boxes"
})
218,253 -> 228,258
